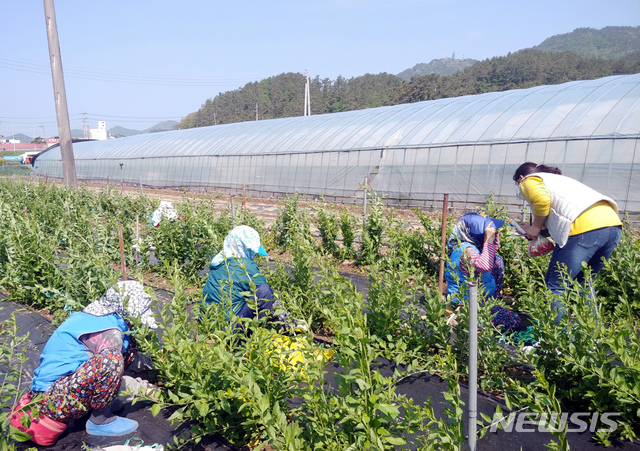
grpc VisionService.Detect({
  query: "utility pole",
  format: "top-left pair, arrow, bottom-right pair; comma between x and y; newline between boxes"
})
82,112 -> 89,138
303,68 -> 311,116
43,0 -> 77,189
255,102 -> 258,121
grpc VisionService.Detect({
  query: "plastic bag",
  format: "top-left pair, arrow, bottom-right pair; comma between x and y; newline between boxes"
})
528,235 -> 554,257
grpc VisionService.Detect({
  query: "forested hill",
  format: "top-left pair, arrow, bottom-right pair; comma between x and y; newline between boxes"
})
396,57 -> 479,81
534,26 -> 639,59
179,49 -> 640,129
179,26 -> 640,130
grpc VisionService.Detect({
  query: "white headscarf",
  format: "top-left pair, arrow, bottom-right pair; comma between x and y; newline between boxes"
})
150,201 -> 178,227
83,280 -> 157,329
210,225 -> 268,266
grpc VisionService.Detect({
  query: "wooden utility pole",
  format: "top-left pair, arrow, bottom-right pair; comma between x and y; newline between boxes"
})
43,0 -> 77,189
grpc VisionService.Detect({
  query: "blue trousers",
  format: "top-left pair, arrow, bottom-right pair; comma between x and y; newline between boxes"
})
546,226 -> 621,323
236,283 -> 276,319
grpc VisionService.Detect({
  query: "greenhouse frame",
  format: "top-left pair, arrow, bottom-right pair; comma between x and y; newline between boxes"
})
33,74 -> 640,214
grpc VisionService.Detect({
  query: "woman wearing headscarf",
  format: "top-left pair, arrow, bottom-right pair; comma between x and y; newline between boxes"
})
513,162 -> 622,323
445,212 -> 520,332
14,281 -> 157,445
202,225 -> 294,328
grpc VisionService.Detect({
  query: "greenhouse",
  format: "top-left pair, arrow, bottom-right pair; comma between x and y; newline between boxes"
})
33,73 -> 640,213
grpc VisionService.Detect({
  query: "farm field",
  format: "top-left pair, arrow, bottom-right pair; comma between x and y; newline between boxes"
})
1,177 -> 639,451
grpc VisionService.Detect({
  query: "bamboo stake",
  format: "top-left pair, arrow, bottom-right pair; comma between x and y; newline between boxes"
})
243,183 -> 246,209
438,193 -> 449,298
231,196 -> 236,227
118,224 -> 127,280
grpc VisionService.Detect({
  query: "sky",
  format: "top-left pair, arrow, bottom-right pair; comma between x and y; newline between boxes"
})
1,0 -> 638,139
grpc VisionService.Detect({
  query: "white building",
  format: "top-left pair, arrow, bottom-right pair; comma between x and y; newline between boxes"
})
89,121 -> 108,141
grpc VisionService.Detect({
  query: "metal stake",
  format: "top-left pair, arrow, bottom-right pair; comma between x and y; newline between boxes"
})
438,193 -> 449,297
362,177 -> 368,231
118,224 -> 127,280
468,281 -> 478,451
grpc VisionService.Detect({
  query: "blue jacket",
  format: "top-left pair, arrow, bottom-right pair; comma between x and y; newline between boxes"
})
31,312 -> 129,392
445,242 -> 497,300
202,257 -> 267,317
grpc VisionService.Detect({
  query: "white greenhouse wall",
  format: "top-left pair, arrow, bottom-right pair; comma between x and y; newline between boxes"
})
33,74 -> 640,214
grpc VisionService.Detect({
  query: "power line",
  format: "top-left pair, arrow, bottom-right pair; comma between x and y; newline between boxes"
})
0,56 -> 265,87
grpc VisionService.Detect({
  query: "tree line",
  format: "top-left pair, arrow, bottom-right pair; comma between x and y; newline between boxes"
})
178,49 -> 640,129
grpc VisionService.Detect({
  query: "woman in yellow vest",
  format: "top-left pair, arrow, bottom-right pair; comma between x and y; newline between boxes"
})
513,162 -> 622,323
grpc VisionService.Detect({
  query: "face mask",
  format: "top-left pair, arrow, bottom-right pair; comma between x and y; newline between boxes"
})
515,183 -> 525,200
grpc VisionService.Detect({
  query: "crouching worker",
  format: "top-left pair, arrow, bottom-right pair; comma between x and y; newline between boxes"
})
12,281 -> 157,445
202,225 -> 299,333
445,212 -> 521,332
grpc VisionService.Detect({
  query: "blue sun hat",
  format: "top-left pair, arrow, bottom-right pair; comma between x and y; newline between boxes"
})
447,212 -> 505,250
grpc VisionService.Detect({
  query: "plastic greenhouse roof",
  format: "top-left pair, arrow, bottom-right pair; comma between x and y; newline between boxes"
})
38,74 -> 640,162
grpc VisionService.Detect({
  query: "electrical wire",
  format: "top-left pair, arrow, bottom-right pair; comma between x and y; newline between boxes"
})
0,56 -> 265,87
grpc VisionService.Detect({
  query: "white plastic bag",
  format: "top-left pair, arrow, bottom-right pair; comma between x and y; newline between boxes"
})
528,235 -> 554,257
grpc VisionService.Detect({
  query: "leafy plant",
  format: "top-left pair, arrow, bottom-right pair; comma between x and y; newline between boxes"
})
358,189 -> 385,265
339,208 -> 356,260
0,309 -> 35,451
315,203 -> 340,258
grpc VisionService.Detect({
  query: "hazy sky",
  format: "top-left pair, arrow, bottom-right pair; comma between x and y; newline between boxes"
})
1,0 -> 638,138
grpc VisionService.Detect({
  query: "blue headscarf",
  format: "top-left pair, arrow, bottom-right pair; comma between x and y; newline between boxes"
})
447,212 -> 505,251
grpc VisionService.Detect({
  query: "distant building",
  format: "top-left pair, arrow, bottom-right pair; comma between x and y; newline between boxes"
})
46,137 -> 60,147
89,121 -> 108,140
0,136 -> 20,144
1,142 -> 46,151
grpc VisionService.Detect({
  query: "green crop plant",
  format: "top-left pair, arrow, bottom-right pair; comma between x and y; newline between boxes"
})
288,265 -> 459,450
143,199 -> 224,281
414,207 -> 457,278
594,220 -> 640,320
274,192 -> 313,250
0,201 -> 66,311
314,202 -> 340,258
365,262 -> 438,366
138,266 -> 313,449
503,270 -> 640,443
0,178 -> 637,448
358,189 -> 385,265
339,208 -> 356,260
0,309 -> 36,451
